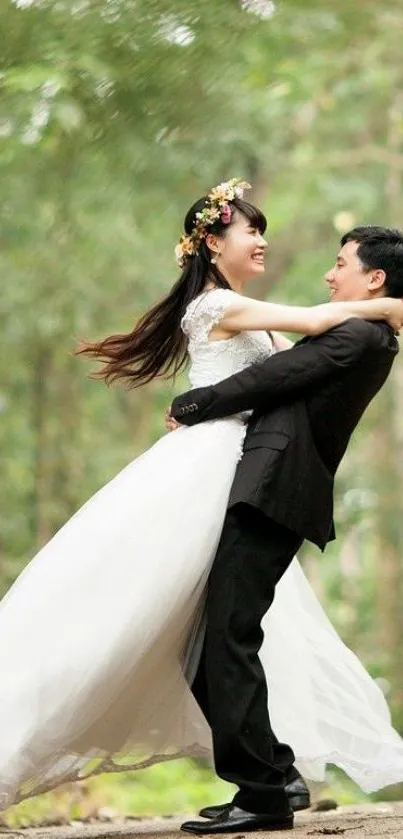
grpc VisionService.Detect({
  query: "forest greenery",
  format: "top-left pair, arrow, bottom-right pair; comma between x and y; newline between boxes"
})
2,0 -> 403,825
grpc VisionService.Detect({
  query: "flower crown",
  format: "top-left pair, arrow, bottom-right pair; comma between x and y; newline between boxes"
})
175,178 -> 251,268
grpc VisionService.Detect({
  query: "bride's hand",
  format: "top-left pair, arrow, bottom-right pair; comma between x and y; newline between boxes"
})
165,407 -> 182,432
384,298 -> 403,334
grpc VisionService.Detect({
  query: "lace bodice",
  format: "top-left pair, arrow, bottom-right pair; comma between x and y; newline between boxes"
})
181,288 -> 274,388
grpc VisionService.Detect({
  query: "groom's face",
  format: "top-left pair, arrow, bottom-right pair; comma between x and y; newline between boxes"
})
325,240 -> 385,302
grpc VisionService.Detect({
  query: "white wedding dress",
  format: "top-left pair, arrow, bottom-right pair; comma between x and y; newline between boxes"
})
1,287 -> 403,810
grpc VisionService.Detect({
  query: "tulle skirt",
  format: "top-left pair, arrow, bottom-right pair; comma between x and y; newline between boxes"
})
0,417 -> 403,809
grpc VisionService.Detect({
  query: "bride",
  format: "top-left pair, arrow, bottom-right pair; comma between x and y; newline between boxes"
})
1,179 -> 403,811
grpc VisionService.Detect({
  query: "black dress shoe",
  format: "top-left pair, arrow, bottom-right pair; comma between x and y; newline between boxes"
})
284,775 -> 311,811
199,775 -> 310,819
181,804 -> 293,834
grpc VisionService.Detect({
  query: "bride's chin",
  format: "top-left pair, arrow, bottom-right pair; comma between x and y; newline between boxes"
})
247,258 -> 265,271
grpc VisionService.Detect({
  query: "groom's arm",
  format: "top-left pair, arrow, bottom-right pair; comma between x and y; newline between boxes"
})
171,319 -> 380,425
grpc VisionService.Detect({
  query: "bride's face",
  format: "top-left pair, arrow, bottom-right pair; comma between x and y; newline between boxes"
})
212,211 -> 268,282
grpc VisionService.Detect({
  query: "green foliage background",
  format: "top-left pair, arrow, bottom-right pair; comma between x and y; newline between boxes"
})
1,0 -> 403,826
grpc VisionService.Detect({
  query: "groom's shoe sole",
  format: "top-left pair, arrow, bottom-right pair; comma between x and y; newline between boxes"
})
199,792 -> 310,819
181,805 -> 294,834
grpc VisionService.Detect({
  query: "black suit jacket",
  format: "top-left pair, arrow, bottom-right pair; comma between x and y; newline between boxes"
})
171,319 -> 398,549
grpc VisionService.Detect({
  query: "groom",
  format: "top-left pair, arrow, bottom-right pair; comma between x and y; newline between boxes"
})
168,226 -> 403,834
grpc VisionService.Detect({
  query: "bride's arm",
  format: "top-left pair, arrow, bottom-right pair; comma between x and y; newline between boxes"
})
170,318 -> 397,425
271,331 -> 294,351
220,295 -> 403,336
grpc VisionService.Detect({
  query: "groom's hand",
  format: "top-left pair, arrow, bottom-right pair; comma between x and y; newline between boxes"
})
165,384 -> 202,431
165,408 -> 182,432
166,387 -> 200,431
170,387 -> 212,426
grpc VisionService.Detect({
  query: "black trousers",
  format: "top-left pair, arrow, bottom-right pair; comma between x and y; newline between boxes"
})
192,504 -> 303,813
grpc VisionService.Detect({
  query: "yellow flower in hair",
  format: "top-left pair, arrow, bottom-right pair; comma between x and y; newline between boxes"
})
174,243 -> 184,264
233,180 -> 251,197
209,184 -> 231,202
175,234 -> 198,267
181,235 -> 196,255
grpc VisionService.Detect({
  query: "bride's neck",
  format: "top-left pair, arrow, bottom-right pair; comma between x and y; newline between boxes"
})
205,275 -> 246,295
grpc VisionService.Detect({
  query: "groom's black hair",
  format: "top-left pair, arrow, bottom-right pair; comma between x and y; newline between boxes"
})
341,226 -> 403,297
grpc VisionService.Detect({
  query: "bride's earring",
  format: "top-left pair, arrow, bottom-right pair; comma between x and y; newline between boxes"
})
211,253 -> 219,265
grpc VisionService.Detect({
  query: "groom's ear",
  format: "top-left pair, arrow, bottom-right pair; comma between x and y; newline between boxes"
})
367,268 -> 387,293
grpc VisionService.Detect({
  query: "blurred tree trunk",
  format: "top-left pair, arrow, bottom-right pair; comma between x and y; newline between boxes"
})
51,350 -> 84,529
31,344 -> 54,548
40,139 -> 83,534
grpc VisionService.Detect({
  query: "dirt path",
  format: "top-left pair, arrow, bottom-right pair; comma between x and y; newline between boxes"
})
3,802 -> 403,839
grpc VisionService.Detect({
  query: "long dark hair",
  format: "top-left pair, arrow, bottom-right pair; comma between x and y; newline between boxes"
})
76,195 -> 267,388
